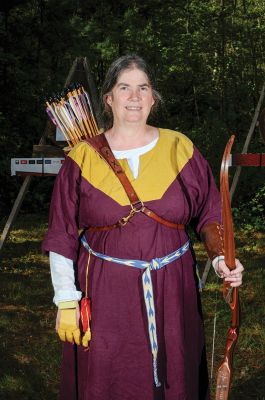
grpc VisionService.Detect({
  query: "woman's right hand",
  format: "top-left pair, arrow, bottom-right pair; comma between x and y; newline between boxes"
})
56,302 -> 81,345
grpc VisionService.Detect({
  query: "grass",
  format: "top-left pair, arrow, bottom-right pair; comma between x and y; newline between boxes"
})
0,213 -> 61,400
0,213 -> 265,399
195,229 -> 265,400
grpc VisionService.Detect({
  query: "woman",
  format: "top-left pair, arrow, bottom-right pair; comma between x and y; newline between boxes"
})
42,55 -> 243,400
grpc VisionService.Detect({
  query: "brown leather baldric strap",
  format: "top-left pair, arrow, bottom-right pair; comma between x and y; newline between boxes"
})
85,134 -> 185,231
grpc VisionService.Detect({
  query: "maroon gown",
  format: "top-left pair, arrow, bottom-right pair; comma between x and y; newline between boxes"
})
43,129 -> 220,399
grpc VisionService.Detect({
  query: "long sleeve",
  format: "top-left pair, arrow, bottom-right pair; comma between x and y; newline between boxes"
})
42,149 -> 86,304
191,150 -> 224,260
49,251 -> 82,306
189,147 -> 222,233
179,145 -> 224,259
42,154 -> 81,260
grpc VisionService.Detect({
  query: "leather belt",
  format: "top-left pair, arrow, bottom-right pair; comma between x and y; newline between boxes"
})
88,203 -> 185,232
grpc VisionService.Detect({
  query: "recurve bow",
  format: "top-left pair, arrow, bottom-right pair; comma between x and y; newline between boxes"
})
215,135 -> 240,400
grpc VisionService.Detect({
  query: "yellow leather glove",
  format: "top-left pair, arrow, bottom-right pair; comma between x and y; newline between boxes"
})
56,301 -> 81,345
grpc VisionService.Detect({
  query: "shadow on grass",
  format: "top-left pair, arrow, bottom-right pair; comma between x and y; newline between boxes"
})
0,213 -> 61,399
0,346 -> 59,400
1,240 -> 44,259
1,268 -> 53,305
230,364 -> 265,400
0,302 -> 61,400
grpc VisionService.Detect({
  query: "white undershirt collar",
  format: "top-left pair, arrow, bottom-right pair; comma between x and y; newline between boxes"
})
112,137 -> 159,178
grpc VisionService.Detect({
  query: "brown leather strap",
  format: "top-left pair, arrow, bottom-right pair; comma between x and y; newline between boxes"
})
141,206 -> 184,229
88,207 -> 185,232
85,134 -> 184,230
86,134 -> 142,203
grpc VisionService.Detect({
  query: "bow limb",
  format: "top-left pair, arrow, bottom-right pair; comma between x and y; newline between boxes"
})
215,135 -> 240,400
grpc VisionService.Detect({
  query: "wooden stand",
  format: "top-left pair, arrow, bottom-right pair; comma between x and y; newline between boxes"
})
0,57 -> 101,255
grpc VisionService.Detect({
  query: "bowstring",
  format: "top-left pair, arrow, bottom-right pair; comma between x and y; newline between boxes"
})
210,274 -> 219,386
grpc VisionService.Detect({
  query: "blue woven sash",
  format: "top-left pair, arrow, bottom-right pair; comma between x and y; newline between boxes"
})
81,236 -> 190,387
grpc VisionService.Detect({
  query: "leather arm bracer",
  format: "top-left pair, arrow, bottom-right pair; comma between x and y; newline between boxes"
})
200,221 -> 224,260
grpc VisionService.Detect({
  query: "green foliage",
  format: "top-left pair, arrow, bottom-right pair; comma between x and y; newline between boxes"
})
233,184 -> 265,232
1,0 -> 265,219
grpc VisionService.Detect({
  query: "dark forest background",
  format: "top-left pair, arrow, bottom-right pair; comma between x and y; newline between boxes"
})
0,0 -> 264,229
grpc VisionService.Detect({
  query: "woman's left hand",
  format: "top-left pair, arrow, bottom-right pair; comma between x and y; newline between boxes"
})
215,259 -> 244,287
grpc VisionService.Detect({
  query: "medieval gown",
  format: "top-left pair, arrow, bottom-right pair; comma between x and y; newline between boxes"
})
42,128 -> 220,400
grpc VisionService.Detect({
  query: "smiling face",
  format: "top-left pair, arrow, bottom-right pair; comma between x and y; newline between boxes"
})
106,68 -> 155,126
